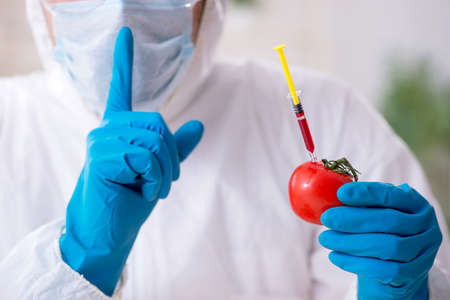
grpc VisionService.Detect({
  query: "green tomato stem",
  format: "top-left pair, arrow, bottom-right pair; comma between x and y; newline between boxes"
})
321,158 -> 360,182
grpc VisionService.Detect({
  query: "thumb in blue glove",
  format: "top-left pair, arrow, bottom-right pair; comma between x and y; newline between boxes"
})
60,27 -> 203,296
319,182 -> 442,300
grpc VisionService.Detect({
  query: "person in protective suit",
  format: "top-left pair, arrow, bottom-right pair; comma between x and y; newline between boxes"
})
0,0 -> 449,299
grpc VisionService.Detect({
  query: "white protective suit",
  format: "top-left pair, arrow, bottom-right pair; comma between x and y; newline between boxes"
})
0,0 -> 449,299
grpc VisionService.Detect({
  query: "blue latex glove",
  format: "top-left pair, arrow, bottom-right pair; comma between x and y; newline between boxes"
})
59,27 -> 204,296
319,182 -> 442,300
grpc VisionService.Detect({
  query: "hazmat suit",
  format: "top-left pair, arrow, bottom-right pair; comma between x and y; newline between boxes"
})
0,0 -> 449,299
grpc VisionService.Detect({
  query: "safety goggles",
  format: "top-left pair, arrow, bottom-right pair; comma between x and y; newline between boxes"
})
41,0 -> 201,15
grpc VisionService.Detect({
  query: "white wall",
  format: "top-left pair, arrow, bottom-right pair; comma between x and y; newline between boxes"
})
0,0 -> 41,76
216,0 -> 450,104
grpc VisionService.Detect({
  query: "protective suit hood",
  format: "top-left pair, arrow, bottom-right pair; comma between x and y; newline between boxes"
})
25,0 -> 227,118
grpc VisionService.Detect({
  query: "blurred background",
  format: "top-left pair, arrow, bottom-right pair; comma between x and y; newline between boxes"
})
1,0 -> 449,224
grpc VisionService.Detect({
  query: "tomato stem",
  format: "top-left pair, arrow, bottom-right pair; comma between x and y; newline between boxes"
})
322,158 -> 360,181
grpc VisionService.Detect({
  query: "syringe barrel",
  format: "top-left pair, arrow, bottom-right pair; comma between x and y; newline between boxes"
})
295,111 -> 315,154
291,97 -> 315,155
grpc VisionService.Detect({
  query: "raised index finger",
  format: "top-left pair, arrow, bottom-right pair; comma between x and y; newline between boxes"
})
103,27 -> 134,118
337,182 -> 428,213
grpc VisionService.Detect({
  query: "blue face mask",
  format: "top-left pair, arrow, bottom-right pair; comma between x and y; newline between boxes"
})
47,0 -> 197,114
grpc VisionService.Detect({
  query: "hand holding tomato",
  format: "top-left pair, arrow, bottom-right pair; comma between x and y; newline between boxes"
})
319,182 -> 443,299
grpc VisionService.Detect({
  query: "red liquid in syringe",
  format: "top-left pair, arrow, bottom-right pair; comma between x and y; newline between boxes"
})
296,111 -> 315,154
292,101 -> 316,159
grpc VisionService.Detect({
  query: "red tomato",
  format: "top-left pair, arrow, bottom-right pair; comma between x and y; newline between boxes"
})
288,161 -> 353,225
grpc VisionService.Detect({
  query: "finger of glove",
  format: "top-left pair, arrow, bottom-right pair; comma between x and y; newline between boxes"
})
357,273 -> 429,298
139,135 -> 172,198
321,206 -> 433,235
338,182 -> 428,213
102,112 -> 180,180
142,180 -> 161,203
103,152 -> 162,205
89,138 -> 152,184
118,129 -> 172,198
132,153 -> 163,202
328,247 -> 438,286
174,120 -> 204,162
89,127 -> 174,197
104,27 -> 133,118
319,229 -> 439,263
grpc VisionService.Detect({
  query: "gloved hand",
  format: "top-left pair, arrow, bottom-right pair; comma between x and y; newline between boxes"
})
59,27 -> 204,296
319,182 -> 443,300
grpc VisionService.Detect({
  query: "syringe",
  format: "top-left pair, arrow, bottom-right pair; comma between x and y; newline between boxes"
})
273,44 -> 316,160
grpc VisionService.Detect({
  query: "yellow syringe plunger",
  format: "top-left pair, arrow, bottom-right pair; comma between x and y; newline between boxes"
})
273,44 -> 300,105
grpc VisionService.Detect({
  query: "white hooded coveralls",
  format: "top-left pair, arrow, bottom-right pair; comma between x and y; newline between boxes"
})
0,0 -> 449,299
